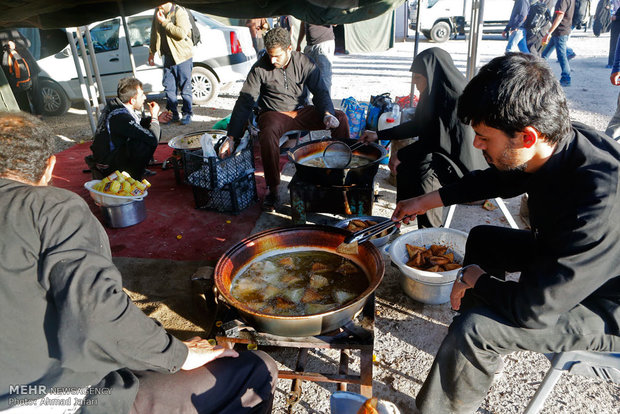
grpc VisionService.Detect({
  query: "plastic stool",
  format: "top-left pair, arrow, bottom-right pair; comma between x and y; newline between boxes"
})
524,350 -> 620,414
444,198 -> 519,229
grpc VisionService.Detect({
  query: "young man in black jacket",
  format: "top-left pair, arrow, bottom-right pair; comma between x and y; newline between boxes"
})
91,77 -> 170,180
392,53 -> 620,413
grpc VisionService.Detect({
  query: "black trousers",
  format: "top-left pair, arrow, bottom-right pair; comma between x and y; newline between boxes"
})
130,350 -> 278,414
415,225 -> 620,414
396,152 -> 461,228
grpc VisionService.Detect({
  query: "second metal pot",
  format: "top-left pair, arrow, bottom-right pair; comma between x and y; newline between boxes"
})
287,139 -> 387,186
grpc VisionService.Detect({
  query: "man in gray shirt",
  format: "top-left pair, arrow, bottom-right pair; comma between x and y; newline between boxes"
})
225,27 -> 349,211
0,112 -> 277,413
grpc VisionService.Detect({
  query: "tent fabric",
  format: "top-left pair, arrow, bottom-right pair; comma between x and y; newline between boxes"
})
0,0 -> 405,30
344,10 -> 394,53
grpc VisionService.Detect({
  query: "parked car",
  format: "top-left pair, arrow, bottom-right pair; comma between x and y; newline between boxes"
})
409,0 -> 514,42
37,9 -> 256,116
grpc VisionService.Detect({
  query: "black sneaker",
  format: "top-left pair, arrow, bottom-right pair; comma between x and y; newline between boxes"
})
261,192 -> 279,212
143,169 -> 157,177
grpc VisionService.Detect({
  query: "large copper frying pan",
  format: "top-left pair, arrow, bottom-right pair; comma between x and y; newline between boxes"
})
214,225 -> 385,337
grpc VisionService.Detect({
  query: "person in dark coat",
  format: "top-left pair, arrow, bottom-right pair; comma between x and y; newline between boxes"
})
90,77 -> 170,180
360,47 -> 488,228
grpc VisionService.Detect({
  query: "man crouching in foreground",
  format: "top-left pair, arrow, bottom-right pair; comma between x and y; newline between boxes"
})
392,53 -> 620,413
0,112 -> 277,413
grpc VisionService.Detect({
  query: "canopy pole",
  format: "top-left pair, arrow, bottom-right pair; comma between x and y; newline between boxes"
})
410,0 -> 422,106
83,28 -> 107,112
75,26 -> 100,119
118,1 -> 137,76
66,30 -> 96,134
466,0 -> 485,80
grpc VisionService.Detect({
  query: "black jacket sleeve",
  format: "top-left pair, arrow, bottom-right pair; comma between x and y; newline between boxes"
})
36,192 -> 188,376
109,111 -> 159,155
438,167 -> 529,206
306,63 -> 335,116
227,66 -> 262,139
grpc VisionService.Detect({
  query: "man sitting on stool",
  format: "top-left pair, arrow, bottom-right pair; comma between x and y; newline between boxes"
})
91,77 -> 171,180
222,27 -> 350,211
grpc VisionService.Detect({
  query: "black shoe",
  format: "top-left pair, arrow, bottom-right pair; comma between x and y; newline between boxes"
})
143,169 -> 156,177
261,192 -> 279,211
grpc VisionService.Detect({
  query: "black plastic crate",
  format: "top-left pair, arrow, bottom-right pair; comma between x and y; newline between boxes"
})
192,172 -> 258,214
184,145 -> 254,190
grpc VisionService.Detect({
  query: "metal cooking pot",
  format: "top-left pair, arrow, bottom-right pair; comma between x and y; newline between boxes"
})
214,225 -> 385,337
287,139 -> 387,186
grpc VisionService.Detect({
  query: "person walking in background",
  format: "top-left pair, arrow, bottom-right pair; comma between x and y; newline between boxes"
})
608,0 -> 620,68
606,35 -> 620,140
246,18 -> 270,54
541,0 -> 575,86
504,0 -> 531,52
149,2 -> 194,125
296,22 -> 335,94
525,0 -> 554,57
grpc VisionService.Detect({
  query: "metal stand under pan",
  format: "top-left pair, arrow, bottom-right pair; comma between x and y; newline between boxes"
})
288,173 -> 374,225
213,295 -> 376,413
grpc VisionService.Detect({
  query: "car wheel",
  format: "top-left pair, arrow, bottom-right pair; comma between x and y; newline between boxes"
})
39,79 -> 70,116
430,21 -> 451,43
191,67 -> 220,105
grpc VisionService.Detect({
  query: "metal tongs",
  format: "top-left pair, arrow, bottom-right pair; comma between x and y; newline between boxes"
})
343,216 -> 409,245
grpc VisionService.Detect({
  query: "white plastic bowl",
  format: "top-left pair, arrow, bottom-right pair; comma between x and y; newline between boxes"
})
388,228 -> 468,304
84,180 -> 147,207
330,391 -> 400,414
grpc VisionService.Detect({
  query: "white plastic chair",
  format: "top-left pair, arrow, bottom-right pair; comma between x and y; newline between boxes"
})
523,350 -> 620,414
443,198 -> 519,229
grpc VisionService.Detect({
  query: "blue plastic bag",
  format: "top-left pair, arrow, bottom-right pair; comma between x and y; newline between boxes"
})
365,93 -> 393,131
340,97 -> 368,139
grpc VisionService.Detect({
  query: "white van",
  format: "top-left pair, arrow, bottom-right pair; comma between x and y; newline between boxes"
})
410,0 -> 515,42
37,9 -> 256,116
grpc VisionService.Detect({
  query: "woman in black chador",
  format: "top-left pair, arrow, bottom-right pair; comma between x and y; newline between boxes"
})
361,47 -> 487,228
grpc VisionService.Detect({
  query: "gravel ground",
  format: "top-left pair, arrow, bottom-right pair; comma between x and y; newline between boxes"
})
43,31 -> 620,414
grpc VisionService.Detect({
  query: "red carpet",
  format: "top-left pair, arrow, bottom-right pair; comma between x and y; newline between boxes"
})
52,142 -> 288,262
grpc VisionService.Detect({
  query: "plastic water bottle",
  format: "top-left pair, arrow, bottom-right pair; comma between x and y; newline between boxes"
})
377,106 -> 401,164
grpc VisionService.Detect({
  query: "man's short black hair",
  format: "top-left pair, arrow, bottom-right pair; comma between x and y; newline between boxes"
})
117,77 -> 142,103
264,27 -> 291,50
458,53 -> 571,145
0,112 -> 54,183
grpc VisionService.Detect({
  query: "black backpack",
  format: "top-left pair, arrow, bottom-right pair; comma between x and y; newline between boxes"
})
524,1 -> 552,38
174,6 -> 201,46
593,0 -> 612,36
1,47 -> 31,91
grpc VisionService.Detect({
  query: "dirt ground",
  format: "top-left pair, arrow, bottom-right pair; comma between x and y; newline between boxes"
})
44,31 -> 620,414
